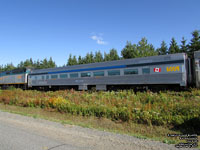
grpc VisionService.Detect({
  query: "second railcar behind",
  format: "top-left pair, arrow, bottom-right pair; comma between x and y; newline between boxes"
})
0,68 -> 30,89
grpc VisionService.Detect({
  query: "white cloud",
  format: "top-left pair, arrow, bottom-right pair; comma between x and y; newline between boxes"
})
91,34 -> 107,45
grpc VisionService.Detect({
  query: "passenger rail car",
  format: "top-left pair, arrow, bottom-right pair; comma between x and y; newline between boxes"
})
1,51 -> 200,91
28,52 -> 191,90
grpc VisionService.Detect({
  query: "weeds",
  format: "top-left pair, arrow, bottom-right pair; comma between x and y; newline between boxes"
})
0,88 -> 199,129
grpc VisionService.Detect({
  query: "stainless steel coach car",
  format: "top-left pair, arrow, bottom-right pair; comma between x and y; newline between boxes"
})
0,68 -> 31,89
28,52 -> 190,90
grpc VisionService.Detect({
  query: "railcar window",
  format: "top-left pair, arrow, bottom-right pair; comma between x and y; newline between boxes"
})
42,76 -> 45,80
51,74 -> 58,79
81,72 -> 91,77
70,73 -> 78,78
108,70 -> 120,76
124,69 -> 138,75
142,68 -> 150,74
34,76 -> 37,80
46,75 -> 49,80
60,74 -> 68,79
93,71 -> 104,77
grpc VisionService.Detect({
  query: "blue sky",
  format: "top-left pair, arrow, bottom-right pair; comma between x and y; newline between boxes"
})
0,0 -> 199,67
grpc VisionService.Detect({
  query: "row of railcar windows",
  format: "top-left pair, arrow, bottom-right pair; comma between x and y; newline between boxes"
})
33,68 -> 150,80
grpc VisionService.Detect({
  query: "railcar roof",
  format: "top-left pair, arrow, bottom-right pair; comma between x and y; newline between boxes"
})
30,53 -> 186,74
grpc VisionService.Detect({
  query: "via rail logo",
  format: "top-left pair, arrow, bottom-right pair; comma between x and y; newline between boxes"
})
166,66 -> 180,72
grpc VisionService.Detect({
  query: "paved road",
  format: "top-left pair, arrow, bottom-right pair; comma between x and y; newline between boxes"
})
0,110 -> 197,150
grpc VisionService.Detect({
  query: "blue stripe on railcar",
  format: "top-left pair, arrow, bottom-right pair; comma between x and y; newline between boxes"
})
47,65 -> 127,74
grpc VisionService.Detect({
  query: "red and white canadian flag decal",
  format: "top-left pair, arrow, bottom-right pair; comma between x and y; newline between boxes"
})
154,68 -> 161,72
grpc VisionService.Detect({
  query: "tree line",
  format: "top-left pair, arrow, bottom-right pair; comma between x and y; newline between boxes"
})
0,30 -> 200,72
67,30 -> 200,66
0,57 -> 56,72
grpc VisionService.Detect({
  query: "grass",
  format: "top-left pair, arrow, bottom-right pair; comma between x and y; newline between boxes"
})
0,103 -> 199,148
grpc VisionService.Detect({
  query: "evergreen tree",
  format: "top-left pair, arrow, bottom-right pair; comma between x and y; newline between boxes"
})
78,56 -> 83,64
121,38 -> 157,59
17,61 -> 24,69
30,58 -> 33,66
72,55 -> 78,65
109,48 -> 120,60
89,52 -> 94,63
48,57 -> 56,68
188,30 -> 200,56
157,41 -> 168,55
35,59 -> 41,69
23,59 -> 31,68
137,37 -> 157,57
94,51 -> 103,62
33,60 -> 37,68
84,52 -> 94,64
42,58 -> 48,68
104,52 -> 110,61
121,41 -> 137,59
4,63 -> 15,71
168,37 -> 180,54
67,54 -> 73,66
180,37 -> 187,53
0,65 -> 3,72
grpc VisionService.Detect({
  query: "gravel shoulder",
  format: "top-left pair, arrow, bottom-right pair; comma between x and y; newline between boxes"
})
0,110 -> 198,150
